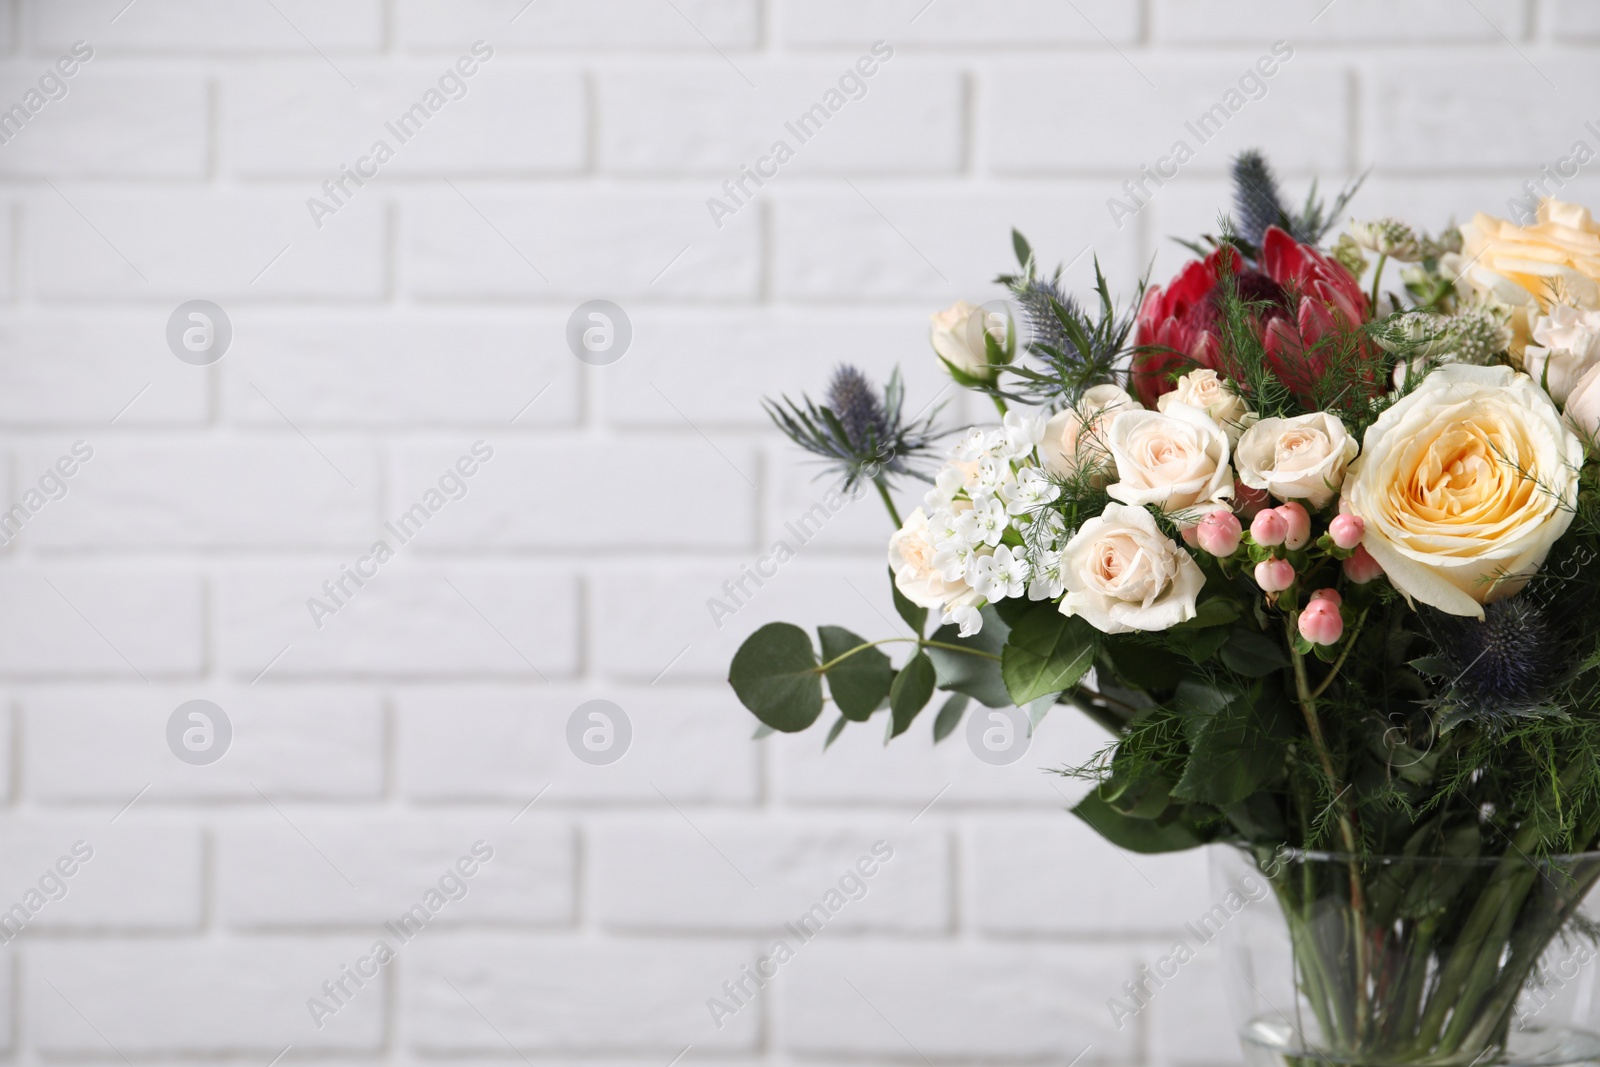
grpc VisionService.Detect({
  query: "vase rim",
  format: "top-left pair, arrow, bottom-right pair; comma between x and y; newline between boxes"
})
1223,841 -> 1600,866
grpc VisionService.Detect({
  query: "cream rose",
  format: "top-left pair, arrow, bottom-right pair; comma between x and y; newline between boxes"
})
931,300 -> 1011,381
1059,502 -> 1205,634
1453,200 -> 1600,356
1235,412 -> 1357,510
888,507 -> 969,610
1341,363 -> 1583,618
1524,304 -> 1600,403
1038,384 -> 1135,481
1565,362 -> 1600,445
1105,402 -> 1234,516
1157,369 -> 1254,442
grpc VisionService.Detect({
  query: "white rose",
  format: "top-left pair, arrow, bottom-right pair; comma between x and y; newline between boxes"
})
1158,369 -> 1254,442
1105,402 -> 1234,516
1566,362 -> 1600,445
1038,384 -> 1136,481
930,300 -> 1011,380
1342,363 -> 1583,618
1235,412 -> 1357,510
1524,304 -> 1600,403
1060,502 -> 1205,634
888,507 -> 970,609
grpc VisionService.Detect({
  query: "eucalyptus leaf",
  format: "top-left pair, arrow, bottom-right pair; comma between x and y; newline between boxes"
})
728,622 -> 824,733
824,715 -> 848,751
889,565 -> 927,636
819,625 -> 891,722
932,692 -> 970,742
889,651 -> 937,738
926,606 -> 1011,707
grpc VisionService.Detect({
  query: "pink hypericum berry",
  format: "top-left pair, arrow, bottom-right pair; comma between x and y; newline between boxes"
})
1299,599 -> 1345,646
1196,510 -> 1243,557
1329,513 -> 1365,550
1276,502 -> 1311,550
1181,523 -> 1200,547
1343,545 -> 1383,584
1255,558 -> 1296,593
1309,587 -> 1342,607
1234,480 -> 1271,520
1251,509 -> 1287,547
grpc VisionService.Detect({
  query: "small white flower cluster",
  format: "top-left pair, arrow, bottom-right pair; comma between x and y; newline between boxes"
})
889,410 -> 1066,637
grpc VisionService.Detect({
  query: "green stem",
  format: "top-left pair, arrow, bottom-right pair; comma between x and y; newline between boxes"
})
1368,252 -> 1388,310
990,393 -> 1009,417
1309,607 -> 1369,701
872,476 -> 903,528
813,637 -> 1000,674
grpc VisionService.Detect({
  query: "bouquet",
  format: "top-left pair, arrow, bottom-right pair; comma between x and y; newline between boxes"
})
728,149 -> 1600,1066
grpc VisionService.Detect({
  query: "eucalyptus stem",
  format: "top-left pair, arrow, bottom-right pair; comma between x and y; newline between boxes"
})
872,476 -> 902,528
813,636 -> 1000,674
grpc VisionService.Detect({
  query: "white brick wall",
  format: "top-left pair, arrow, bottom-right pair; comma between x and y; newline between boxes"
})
0,1 -> 1586,1063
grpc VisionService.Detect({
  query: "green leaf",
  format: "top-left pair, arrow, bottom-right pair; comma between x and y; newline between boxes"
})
1012,228 -> 1032,269
889,566 -> 927,636
1220,630 -> 1289,677
1170,596 -> 1244,631
818,625 -> 891,722
1001,604 -> 1097,706
752,724 -> 774,740
1102,639 -> 1196,692
932,692 -> 970,742
1071,788 -> 1205,854
926,606 -> 1011,707
823,715 -> 848,751
1172,681 -> 1293,807
889,652 -> 937,738
728,623 -> 824,733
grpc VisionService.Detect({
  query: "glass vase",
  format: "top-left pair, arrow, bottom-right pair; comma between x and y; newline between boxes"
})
1212,845 -> 1600,1067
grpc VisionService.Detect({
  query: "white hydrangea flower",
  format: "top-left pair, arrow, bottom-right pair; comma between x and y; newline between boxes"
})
1001,467 -> 1061,516
957,494 -> 1009,548
972,545 -> 1030,601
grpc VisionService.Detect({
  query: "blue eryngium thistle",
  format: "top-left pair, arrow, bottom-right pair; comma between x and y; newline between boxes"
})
1422,596 -> 1563,731
764,366 -> 944,500
1232,149 -> 1287,249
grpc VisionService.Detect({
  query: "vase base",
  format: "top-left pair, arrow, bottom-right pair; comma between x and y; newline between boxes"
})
1241,1017 -> 1600,1067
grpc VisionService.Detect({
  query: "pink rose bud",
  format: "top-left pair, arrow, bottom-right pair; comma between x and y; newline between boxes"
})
1343,545 -> 1383,584
1329,513 -> 1365,550
1298,599 -> 1344,646
1309,587 -> 1342,607
1251,509 -> 1287,547
1234,480 -> 1271,520
1196,510 -> 1243,557
1276,502 -> 1311,550
1255,558 -> 1295,593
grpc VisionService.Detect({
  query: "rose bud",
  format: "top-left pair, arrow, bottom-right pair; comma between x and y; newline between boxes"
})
1251,509 -> 1287,547
1255,558 -> 1296,593
1196,510 -> 1243,557
1234,480 -> 1271,520
1343,544 -> 1383,584
1276,502 -> 1311,550
1309,587 -> 1342,607
1299,598 -> 1344,646
1329,513 -> 1365,550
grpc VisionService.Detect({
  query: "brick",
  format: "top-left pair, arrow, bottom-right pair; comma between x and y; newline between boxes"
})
1145,948 -> 1243,1067
0,314 -> 208,426
32,0 -> 384,51
592,819 -> 948,932
407,935 -> 760,1052
772,187 -> 1142,302
0,75 -> 205,177
967,816 -> 1210,936
18,437 -> 380,549
603,308 -> 955,428
1372,62 -> 1600,171
0,1 -> 11,53
31,940 -> 384,1053
0,200 -> 11,299
780,941 -> 1139,1060
766,446 -> 918,554
986,59 -> 1348,175
31,191 -> 385,301
396,0 -> 760,49
402,188 -> 761,301
1154,0 -> 1522,41
22,688 -> 384,801
397,685 -> 760,804
0,567 -> 201,678
780,0 -> 1138,45
217,818 -> 572,928
219,564 -> 580,679
388,439 -> 757,550
0,824 -> 200,931
599,62 -> 963,175
222,311 -> 579,427
226,64 -> 585,176
1548,0 -> 1600,38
